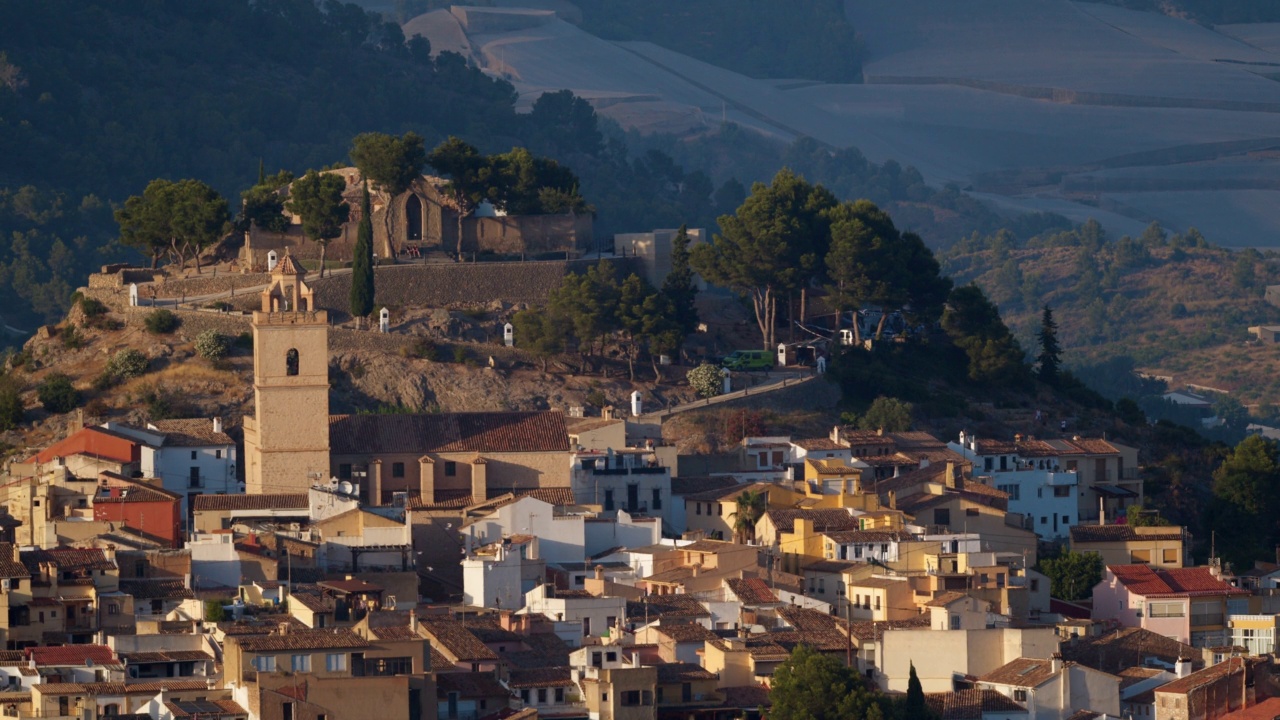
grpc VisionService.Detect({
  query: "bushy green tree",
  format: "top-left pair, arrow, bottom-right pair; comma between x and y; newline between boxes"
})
857,396 -> 913,432
1039,549 -> 1102,601
239,170 -> 294,234
691,169 -> 836,349
115,178 -> 230,270
942,284 -> 1028,385
350,131 -> 426,253
0,375 -> 24,430
770,646 -> 891,720
143,309 -> 179,334
105,348 -> 148,380
349,182 -> 376,322
285,170 -> 349,277
512,308 -> 566,373
662,225 -> 700,336
194,330 -> 229,361
1211,435 -> 1280,567
687,363 -> 725,398
37,373 -> 80,414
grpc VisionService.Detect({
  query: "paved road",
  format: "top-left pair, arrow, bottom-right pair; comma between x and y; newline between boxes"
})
137,267 -> 355,308
638,373 -> 817,421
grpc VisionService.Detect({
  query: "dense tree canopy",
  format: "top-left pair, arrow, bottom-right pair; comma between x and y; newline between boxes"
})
285,170 -> 349,277
1211,435 -> 1280,567
1039,549 -> 1103,601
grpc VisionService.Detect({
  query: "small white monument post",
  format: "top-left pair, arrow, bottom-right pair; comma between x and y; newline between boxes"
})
630,391 -> 642,417
504,323 -> 514,347
267,250 -> 278,271
379,308 -> 390,333
128,283 -> 139,308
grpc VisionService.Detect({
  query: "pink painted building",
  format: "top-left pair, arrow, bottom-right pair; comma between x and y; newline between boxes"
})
1092,564 -> 1250,647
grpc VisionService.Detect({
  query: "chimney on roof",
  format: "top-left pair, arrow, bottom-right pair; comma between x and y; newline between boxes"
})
103,544 -> 116,563
1176,657 -> 1192,678
888,491 -> 896,510
278,621 -> 290,635
831,426 -> 842,445
602,406 -> 614,421
691,565 -> 701,578
409,608 -> 418,633
1050,652 -> 1063,673
877,427 -> 884,436
213,417 -> 222,435
945,463 -> 957,489
595,565 -> 605,582
499,609 -> 514,632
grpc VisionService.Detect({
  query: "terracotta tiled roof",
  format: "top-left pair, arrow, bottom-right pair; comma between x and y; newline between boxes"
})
365,610 -> 428,641
289,591 -> 335,614
21,548 -> 114,573
1059,438 -> 1120,455
683,481 -> 777,503
1118,667 -> 1167,690
977,657 -> 1059,687
430,645 -> 454,670
1156,657 -> 1247,695
502,630 -> 571,670
707,634 -> 790,659
167,699 -> 248,718
328,411 -> 569,455
764,508 -> 859,534
655,623 -> 720,643
437,671 -> 511,699
27,645 -> 116,666
120,650 -> 213,664
971,438 -> 1019,455
94,486 -> 180,504
422,620 -> 499,662
626,595 -> 709,621
192,493 -> 308,512
233,628 -> 369,652
405,489 -> 473,510
149,419 -> 234,447
793,438 -> 846,451
508,667 -> 574,689
925,591 -> 971,607
318,579 -> 382,594
670,476 -> 740,497
34,680 -> 212,696
273,251 -> 305,276
1109,565 -> 1248,598
1072,525 -> 1184,543
0,544 -> 29,578
721,685 -> 771,708
848,615 -> 930,642
925,689 -> 1028,720
120,579 -> 194,600
823,529 -> 914,544
657,662 -> 717,683
727,578 -> 778,605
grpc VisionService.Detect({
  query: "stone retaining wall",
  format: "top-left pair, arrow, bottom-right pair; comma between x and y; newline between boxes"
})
151,272 -> 271,299
310,257 -> 638,315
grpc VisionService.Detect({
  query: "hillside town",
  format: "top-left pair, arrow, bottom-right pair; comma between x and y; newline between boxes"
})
0,256 -> 1271,720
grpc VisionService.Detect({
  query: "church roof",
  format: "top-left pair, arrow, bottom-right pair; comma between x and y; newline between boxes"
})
329,411 -> 570,455
274,251 -> 305,276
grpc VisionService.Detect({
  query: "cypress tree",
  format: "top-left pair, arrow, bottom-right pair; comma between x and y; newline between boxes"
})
349,182 -> 375,324
662,224 -> 699,335
906,662 -> 929,719
1037,304 -> 1062,385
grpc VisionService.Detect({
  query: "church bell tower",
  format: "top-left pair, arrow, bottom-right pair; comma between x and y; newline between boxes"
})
242,252 -> 331,494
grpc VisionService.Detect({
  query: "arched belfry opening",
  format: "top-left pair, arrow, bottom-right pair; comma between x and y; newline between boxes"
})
286,348 -> 299,376
405,194 -> 423,242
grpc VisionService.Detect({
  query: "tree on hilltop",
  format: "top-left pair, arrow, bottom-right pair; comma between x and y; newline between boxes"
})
285,170 -> 349,278
427,136 -> 488,258
662,225 -> 700,337
690,169 -> 835,349
115,178 -> 230,271
1037,305 -> 1062,386
350,131 -> 426,255
942,284 -> 1028,385
239,169 -> 294,235
350,181 -> 376,325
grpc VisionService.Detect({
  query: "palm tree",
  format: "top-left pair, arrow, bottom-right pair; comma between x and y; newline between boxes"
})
729,489 -> 769,544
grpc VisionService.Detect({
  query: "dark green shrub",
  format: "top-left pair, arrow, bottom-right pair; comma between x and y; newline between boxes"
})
0,376 -> 24,431
144,309 -> 179,334
37,373 -> 80,413
453,346 -> 468,364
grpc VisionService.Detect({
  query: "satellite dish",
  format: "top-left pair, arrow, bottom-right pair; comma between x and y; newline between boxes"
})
85,658 -> 94,668
339,481 -> 354,495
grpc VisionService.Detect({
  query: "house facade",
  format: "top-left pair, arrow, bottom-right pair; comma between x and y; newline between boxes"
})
1091,565 -> 1250,647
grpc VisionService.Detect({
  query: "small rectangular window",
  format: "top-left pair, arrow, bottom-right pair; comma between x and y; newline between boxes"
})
191,450 -> 198,460
325,653 -> 346,672
215,449 -> 222,459
339,464 -> 352,480
555,688 -> 564,703
538,689 -> 547,703
445,461 -> 457,477
392,462 -> 405,478
292,654 -> 311,672
652,488 -> 662,510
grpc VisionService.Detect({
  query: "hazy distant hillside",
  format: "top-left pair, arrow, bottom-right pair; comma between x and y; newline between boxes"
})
1086,0 -> 1280,23
576,1 -> 863,82
943,223 -> 1280,404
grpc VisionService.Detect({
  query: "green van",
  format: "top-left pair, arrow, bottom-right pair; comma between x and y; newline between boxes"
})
721,350 -> 774,371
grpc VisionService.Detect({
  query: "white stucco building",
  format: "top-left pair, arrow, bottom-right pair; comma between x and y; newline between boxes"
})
104,418 -> 238,521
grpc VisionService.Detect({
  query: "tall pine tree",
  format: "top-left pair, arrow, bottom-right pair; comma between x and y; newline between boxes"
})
662,224 -> 699,336
1037,305 -> 1062,385
349,182 -> 375,325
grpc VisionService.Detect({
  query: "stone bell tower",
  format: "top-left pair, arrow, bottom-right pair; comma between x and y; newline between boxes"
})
242,252 -> 331,494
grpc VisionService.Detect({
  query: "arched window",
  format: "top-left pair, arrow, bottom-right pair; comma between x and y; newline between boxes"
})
286,348 -> 299,376
405,194 -> 423,241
